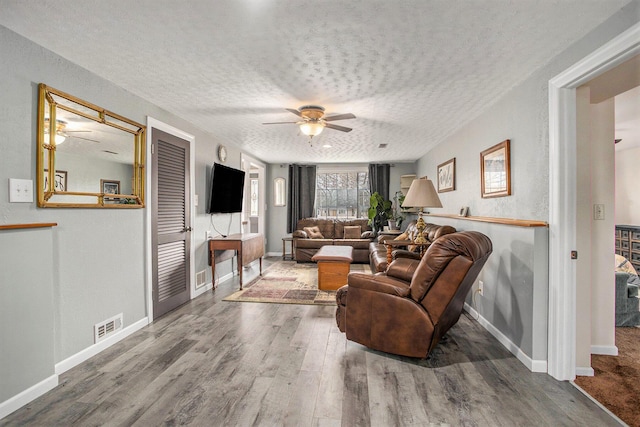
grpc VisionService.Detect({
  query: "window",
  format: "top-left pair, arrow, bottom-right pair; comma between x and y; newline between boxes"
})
315,169 -> 369,219
250,178 -> 259,216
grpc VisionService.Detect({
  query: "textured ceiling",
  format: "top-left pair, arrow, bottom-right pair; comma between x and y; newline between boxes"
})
0,0 -> 632,164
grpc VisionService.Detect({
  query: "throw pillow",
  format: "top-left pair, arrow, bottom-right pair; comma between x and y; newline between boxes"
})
615,254 -> 638,275
303,226 -> 324,239
343,225 -> 361,239
361,230 -> 375,239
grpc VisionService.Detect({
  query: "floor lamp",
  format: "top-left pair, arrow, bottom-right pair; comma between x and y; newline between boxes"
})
401,177 -> 442,244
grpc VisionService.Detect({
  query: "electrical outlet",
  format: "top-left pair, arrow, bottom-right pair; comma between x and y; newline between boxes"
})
593,204 -> 605,220
478,280 -> 484,296
205,230 -> 212,240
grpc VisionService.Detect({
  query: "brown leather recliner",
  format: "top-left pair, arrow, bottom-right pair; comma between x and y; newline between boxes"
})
336,231 -> 492,358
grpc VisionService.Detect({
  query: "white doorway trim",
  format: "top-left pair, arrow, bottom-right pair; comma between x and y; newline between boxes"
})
548,22 -> 640,381
145,117 -> 195,322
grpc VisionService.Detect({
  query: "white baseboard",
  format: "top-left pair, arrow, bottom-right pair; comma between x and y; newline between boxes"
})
193,282 -> 214,298
591,345 -> 618,356
575,366 -> 595,376
0,374 -> 58,419
464,303 -> 547,373
266,251 -> 281,257
55,316 -> 149,375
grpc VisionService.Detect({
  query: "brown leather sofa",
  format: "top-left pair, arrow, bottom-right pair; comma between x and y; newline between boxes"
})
368,221 -> 457,273
293,218 -> 375,263
336,231 -> 492,358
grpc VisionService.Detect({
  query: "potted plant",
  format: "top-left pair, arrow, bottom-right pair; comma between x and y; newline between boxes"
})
368,192 -> 393,233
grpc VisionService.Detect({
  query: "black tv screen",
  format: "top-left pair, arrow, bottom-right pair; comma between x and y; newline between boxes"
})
207,163 -> 245,213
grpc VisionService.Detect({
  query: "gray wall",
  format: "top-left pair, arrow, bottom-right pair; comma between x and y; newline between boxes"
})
413,2 -> 640,362
0,228 -> 55,403
0,24 -> 242,405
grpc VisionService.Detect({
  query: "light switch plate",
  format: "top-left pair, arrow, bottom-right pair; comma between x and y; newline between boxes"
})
9,178 -> 33,203
593,204 -> 605,220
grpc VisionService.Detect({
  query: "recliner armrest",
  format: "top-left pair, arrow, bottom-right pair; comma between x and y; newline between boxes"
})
347,273 -> 411,297
386,257 -> 421,283
392,249 -> 421,260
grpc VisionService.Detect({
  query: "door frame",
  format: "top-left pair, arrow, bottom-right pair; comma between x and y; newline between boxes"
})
145,117 -> 195,322
548,22 -> 640,381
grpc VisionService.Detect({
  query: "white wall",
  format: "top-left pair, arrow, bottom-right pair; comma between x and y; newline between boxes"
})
616,145 -> 640,225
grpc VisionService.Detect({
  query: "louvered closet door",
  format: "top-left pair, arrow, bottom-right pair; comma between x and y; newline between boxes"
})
152,128 -> 191,319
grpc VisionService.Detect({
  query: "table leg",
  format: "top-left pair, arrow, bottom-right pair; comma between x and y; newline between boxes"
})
211,258 -> 216,292
386,244 -> 393,266
259,257 -> 263,275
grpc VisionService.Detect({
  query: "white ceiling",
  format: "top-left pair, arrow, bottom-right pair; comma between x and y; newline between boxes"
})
0,0 -> 633,164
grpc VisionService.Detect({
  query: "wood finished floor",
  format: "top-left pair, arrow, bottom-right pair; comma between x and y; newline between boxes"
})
2,258 -> 620,427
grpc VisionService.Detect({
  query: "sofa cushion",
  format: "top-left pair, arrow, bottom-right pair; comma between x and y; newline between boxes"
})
334,219 -> 371,239
343,225 -> 361,239
303,226 -> 324,239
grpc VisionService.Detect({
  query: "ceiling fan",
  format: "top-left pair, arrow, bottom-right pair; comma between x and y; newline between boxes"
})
44,118 -> 99,144
263,105 -> 356,142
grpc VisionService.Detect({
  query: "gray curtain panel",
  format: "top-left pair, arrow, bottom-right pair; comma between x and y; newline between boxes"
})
287,164 -> 317,233
368,163 -> 390,200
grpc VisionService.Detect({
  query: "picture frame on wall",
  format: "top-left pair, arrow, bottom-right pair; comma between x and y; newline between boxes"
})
480,139 -> 511,198
101,179 -> 120,201
437,157 -> 456,193
43,169 -> 67,192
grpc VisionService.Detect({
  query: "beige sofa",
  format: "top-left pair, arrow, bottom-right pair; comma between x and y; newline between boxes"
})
292,218 -> 375,263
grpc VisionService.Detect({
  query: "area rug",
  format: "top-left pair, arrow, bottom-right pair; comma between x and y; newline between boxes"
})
574,326 -> 640,426
223,260 -> 371,306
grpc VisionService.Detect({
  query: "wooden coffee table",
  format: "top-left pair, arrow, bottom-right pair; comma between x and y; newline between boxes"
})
312,245 -> 354,291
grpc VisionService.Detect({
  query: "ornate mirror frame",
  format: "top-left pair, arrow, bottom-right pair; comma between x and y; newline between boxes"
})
37,84 -> 146,208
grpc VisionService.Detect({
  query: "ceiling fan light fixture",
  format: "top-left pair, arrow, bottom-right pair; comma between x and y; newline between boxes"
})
44,118 -> 67,145
299,121 -> 324,137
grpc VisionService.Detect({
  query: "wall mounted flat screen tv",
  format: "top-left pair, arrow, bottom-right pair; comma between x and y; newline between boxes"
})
207,163 -> 245,214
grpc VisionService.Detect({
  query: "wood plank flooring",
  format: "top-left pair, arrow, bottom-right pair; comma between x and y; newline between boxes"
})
1,258 -> 620,426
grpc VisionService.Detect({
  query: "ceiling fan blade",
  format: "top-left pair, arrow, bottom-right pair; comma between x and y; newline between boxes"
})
324,113 -> 356,121
324,123 -> 352,133
262,121 -> 298,125
70,135 -> 100,143
286,108 -> 302,117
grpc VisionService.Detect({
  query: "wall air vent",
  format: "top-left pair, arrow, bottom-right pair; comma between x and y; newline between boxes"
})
94,313 -> 123,343
196,270 -> 207,289
378,143 -> 388,149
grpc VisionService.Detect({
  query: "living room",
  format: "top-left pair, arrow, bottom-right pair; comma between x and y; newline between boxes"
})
1,1 -> 639,424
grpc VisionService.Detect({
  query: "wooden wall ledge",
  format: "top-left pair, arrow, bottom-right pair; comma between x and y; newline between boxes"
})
0,223 -> 58,230
426,214 -> 547,228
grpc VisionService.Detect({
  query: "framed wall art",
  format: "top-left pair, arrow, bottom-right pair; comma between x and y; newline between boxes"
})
437,157 -> 456,193
101,179 -> 120,201
480,139 -> 511,198
43,169 -> 67,192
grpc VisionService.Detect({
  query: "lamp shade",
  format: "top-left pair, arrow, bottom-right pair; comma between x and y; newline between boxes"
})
402,177 -> 442,208
299,121 -> 324,137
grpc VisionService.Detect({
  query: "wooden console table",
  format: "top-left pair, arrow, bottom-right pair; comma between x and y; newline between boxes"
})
209,233 -> 264,290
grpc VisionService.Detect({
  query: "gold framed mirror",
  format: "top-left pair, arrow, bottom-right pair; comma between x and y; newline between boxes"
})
37,84 -> 146,208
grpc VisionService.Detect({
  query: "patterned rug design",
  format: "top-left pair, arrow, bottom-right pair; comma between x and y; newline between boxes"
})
223,260 -> 371,306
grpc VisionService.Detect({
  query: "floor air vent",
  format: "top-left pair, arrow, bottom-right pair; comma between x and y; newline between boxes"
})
94,313 -> 123,343
196,270 -> 207,289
